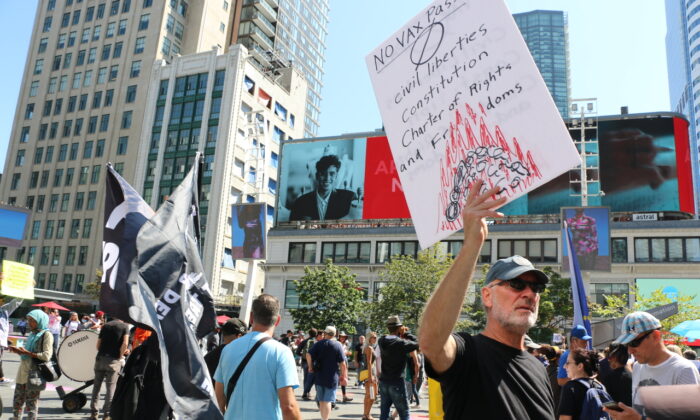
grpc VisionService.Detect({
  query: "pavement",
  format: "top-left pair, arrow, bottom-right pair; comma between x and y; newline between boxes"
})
0,351 -> 430,419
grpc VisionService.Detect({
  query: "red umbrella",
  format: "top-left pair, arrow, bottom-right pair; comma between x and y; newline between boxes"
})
216,315 -> 231,324
31,301 -> 70,311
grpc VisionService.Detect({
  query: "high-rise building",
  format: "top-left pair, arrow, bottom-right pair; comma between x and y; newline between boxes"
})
665,0 -> 700,213
513,10 -> 571,118
0,0 -> 243,300
228,0 -> 330,138
133,46 -> 307,303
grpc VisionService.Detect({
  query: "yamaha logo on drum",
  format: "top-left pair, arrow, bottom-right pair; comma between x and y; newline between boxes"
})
67,334 -> 90,347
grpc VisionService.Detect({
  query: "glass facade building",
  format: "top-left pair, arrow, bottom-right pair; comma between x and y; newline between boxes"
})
513,10 -> 571,118
665,0 -> 700,212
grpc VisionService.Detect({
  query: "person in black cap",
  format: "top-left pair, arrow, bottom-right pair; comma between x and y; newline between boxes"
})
377,315 -> 418,420
419,180 -> 555,420
204,318 -> 247,377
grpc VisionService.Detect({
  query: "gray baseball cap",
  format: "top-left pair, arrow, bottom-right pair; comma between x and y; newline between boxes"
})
484,255 -> 549,285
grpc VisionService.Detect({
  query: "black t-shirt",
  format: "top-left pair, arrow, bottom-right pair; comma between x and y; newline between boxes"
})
98,320 -> 130,359
378,335 -> 419,384
600,367 -> 632,406
425,333 -> 555,420
204,345 -> 225,378
558,378 -> 607,420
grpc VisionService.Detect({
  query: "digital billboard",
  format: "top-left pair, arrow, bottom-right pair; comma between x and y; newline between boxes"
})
276,136 -> 410,224
636,278 -> 700,306
561,207 -> 611,271
231,203 -> 266,259
0,204 -> 31,248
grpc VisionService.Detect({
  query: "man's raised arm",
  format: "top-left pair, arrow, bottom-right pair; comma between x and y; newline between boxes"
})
418,180 -> 505,374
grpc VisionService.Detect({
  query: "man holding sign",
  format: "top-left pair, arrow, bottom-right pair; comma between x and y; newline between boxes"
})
419,180 -> 555,419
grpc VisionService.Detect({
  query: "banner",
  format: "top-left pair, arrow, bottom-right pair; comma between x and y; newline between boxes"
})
1,260 -> 35,299
563,221 -> 592,341
561,207 -> 610,272
232,203 -> 266,259
101,164 -> 155,323
125,154 -> 221,418
366,0 -> 581,248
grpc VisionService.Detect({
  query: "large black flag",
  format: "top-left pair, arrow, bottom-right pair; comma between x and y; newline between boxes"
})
125,154 -> 221,418
101,164 -> 154,323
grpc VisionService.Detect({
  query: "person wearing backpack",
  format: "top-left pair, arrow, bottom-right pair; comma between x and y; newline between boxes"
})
558,348 -> 613,420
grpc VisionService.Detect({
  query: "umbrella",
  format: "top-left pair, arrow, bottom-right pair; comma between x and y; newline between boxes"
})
31,301 -> 70,311
670,319 -> 700,341
216,315 -> 231,324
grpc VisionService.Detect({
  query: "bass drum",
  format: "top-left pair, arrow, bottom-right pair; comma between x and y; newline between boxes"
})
57,330 -> 99,382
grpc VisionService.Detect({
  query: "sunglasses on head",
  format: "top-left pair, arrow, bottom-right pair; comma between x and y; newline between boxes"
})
627,330 -> 656,348
492,277 -> 547,294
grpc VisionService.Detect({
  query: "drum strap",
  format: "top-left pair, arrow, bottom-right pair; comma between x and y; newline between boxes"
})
225,336 -> 272,406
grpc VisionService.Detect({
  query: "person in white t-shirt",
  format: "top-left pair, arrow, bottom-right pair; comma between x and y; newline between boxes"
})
604,312 -> 700,419
63,312 -> 82,338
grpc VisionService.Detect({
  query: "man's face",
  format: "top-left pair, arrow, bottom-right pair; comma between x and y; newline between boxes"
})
627,330 -> 657,364
359,336 -> 365,344
483,272 -> 541,335
571,337 -> 588,351
316,165 -> 338,195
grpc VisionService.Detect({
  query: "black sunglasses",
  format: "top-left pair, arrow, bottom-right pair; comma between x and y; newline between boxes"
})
627,330 -> 656,348
493,277 -> 547,294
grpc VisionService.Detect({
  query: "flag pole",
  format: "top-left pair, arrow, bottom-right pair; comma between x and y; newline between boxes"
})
240,261 -> 257,325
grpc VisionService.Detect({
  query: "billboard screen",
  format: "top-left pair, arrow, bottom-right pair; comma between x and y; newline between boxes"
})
0,205 -> 31,248
520,116 -> 693,215
232,203 -> 266,259
561,207 -> 611,271
276,136 -> 410,224
636,278 -> 700,306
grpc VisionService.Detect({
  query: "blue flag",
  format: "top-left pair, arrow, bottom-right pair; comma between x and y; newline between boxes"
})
563,221 -> 592,343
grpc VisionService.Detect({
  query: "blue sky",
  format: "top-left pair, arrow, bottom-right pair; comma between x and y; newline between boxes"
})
0,0 -> 670,167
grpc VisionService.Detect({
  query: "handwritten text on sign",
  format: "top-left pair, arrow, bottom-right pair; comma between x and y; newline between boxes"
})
366,0 -> 580,248
1,260 -> 35,300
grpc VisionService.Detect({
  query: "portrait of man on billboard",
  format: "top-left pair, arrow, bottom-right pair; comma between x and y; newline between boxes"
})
276,138 -> 366,223
562,206 -> 611,271
231,203 -> 266,259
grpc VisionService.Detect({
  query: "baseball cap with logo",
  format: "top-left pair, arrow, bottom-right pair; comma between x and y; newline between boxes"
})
324,325 -> 337,336
484,255 -> 549,285
570,325 -> 592,341
614,311 -> 662,345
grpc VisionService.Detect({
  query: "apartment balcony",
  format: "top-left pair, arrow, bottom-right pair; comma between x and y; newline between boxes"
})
246,11 -> 276,37
244,0 -> 277,22
242,39 -> 272,66
240,24 -> 274,51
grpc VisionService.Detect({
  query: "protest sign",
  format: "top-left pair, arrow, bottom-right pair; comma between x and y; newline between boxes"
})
1,260 -> 35,299
366,0 -> 581,248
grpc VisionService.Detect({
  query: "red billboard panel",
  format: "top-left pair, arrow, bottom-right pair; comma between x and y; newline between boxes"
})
363,137 -> 410,219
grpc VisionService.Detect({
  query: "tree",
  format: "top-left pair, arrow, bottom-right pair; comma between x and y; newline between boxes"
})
367,247 -> 453,333
289,260 -> 363,334
83,269 -> 103,301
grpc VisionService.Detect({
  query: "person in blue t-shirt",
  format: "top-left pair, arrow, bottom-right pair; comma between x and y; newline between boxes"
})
214,294 -> 301,420
308,326 -> 348,420
557,325 -> 592,387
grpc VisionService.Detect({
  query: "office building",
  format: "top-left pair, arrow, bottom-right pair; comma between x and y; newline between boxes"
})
0,0 -> 242,300
513,10 -> 571,118
133,46 -> 307,303
665,0 -> 700,212
229,0 -> 330,138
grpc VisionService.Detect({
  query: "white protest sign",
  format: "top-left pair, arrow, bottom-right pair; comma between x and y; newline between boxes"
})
366,0 -> 581,249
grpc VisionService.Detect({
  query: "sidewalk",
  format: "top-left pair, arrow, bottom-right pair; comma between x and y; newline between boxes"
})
0,352 -> 430,419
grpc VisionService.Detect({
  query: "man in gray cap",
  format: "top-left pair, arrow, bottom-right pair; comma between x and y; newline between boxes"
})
419,180 -> 555,420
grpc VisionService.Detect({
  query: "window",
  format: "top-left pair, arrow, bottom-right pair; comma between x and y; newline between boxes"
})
97,3 -> 105,19
126,85 -> 137,103
91,165 -> 101,183
40,247 -> 50,265
34,147 -> 44,164
39,124 -> 48,140
117,136 -> 128,154
87,192 -> 97,210
612,238 -> 627,263
177,0 -> 188,17
44,220 -> 55,239
84,69 -> 93,86
376,241 -> 418,263
118,19 -> 127,35
284,280 -> 308,309
130,60 -> 141,77
166,14 -> 175,33
52,55 -> 62,71
268,178 -> 277,194
93,25 -> 101,40
590,283 -> 629,306
91,141 -> 105,160
70,142 -> 79,160
71,219 -> 81,238
36,195 -> 45,212
25,103 -> 35,119
15,150 -> 25,167
161,37 -> 171,55
497,239 -> 557,262
219,22 -> 225,32
31,221 -> 41,239
100,114 -> 110,131
61,193 -> 71,211
79,94 -> 88,110
34,59 -> 44,75
105,89 -> 114,106
121,110 -> 132,129
48,273 -> 57,289
79,166 -> 89,184
174,22 -> 184,40
56,220 -> 65,238
113,41 -> 123,58
38,38 -> 48,53
138,14 -> 150,31
66,247 -> 76,265
143,0 -> 153,7
102,44 -> 112,60
59,75 -> 68,91
83,140 -> 93,158
106,21 -> 116,38
62,120 -> 72,137
40,170 -> 50,188
288,243 -> 317,263
210,97 -> 221,119
43,16 -> 52,33
27,247 -> 37,264
10,174 -> 21,190
110,0 -> 120,16
53,169 -> 63,187
29,80 -> 39,96
134,37 -> 145,54
68,31 -> 77,46
98,67 -> 108,84
75,274 -> 85,294
57,33 -> 67,49
82,218 -> 93,237
61,12 -> 71,28
86,6 -> 95,21
88,47 -> 97,63
52,247 -> 61,266
74,192 -> 84,210
88,116 -> 98,133
634,237 -> 700,262
20,126 -> 30,143
58,144 -> 68,161
109,65 -> 118,81
45,146 -> 54,163
322,242 -> 371,263
63,53 -> 72,69
72,73 -> 82,89
65,167 -> 74,185
78,246 -> 88,265
81,28 -> 91,43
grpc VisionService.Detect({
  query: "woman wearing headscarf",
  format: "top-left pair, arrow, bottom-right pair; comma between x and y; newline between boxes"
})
8,309 -> 53,420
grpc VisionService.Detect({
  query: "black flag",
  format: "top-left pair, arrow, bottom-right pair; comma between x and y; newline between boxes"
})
101,164 -> 154,323
125,153 -> 221,418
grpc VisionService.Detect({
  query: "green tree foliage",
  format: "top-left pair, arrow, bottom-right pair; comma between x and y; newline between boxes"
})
289,260 -> 363,334
83,269 -> 103,301
367,248 -> 453,333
